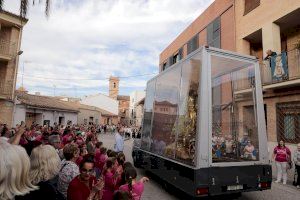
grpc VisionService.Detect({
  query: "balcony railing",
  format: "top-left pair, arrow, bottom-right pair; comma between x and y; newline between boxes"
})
234,48 -> 300,91
0,39 -> 17,59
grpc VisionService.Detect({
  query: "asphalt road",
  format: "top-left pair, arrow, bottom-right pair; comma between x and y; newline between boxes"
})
98,133 -> 299,200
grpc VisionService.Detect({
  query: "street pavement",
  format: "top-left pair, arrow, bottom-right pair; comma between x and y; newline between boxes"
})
98,133 -> 299,200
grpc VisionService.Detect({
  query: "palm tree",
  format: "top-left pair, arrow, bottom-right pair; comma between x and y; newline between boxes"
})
0,0 -> 51,18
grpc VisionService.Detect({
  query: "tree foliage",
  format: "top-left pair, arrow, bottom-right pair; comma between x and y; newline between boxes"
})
0,0 -> 51,18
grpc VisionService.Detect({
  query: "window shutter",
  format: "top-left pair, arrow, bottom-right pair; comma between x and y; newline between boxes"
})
207,17 -> 220,48
187,35 -> 199,55
244,0 -> 260,15
207,22 -> 213,45
178,47 -> 183,60
166,56 -> 173,68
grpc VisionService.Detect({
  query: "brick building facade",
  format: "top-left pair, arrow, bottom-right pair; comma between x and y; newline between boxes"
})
0,10 -> 27,127
159,0 -> 300,147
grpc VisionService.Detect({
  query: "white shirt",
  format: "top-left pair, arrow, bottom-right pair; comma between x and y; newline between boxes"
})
114,132 -> 124,152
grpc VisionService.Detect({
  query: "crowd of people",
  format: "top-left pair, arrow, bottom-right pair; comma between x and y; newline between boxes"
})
0,122 -> 148,200
212,133 -> 257,161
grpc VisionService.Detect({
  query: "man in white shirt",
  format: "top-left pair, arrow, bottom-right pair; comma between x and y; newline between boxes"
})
114,127 -> 124,153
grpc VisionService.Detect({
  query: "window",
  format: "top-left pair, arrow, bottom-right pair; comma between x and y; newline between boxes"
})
173,53 -> 179,64
187,34 -> 199,55
244,0 -> 260,15
43,120 -> 50,126
207,17 -> 220,48
277,103 -> 300,144
113,82 -> 116,88
284,115 -> 295,140
162,62 -> 167,71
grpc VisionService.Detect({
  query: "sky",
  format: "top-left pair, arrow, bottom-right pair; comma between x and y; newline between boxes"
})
4,0 -> 213,97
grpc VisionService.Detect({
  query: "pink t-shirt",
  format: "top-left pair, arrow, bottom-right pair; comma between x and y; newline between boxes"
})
98,154 -> 108,171
94,149 -> 101,163
119,182 -> 144,200
102,171 -> 116,200
274,146 -> 291,162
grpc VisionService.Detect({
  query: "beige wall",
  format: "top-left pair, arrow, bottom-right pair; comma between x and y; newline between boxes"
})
0,12 -> 26,128
77,108 -> 101,125
0,100 -> 14,126
135,104 -> 144,127
235,0 -> 300,56
101,116 -> 118,125
264,94 -> 300,143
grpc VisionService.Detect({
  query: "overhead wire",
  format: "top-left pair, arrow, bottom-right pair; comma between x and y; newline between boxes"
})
17,72 -> 157,81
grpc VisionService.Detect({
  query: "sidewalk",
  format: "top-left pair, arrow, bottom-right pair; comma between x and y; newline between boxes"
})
271,180 -> 300,195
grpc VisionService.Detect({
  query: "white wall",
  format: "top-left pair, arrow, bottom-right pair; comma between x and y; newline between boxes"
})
63,112 -> 78,125
14,105 -> 78,126
42,110 -> 77,126
13,105 -> 26,126
129,91 -> 145,121
81,93 -> 118,115
130,91 -> 145,110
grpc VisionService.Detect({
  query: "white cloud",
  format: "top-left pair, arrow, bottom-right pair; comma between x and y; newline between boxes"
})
4,0 -> 213,97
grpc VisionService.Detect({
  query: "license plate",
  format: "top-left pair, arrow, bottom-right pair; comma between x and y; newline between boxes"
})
227,185 -> 243,191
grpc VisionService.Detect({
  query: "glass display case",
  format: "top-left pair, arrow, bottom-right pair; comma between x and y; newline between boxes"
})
211,55 -> 259,163
139,46 -> 268,167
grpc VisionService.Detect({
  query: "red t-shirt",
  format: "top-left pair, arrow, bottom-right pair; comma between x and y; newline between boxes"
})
76,156 -> 83,166
274,146 -> 291,162
119,182 -> 144,200
67,175 -> 96,200
94,149 -> 101,168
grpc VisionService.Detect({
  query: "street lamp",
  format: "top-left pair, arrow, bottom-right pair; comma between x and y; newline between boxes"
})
17,50 -> 23,56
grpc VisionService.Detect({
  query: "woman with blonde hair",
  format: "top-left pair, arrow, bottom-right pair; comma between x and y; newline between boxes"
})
0,138 -> 37,200
15,144 -> 64,200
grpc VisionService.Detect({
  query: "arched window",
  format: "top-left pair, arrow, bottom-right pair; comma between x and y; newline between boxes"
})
113,82 -> 116,88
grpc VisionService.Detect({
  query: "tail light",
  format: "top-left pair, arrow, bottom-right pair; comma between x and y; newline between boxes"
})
258,182 -> 271,189
196,187 -> 209,195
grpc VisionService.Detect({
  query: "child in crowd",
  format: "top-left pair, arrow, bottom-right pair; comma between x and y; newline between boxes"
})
76,145 -> 88,166
99,147 -> 108,172
102,157 -> 121,200
119,167 -> 149,200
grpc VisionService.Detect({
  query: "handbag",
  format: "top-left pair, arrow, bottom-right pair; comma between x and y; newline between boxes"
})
293,166 -> 298,186
286,149 -> 292,170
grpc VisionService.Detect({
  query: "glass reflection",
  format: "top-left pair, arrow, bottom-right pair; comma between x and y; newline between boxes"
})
175,58 -> 200,165
211,55 -> 259,162
141,80 -> 156,151
151,65 -> 181,158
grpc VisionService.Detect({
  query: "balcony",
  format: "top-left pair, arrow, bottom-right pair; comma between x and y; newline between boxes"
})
0,39 -> 16,61
0,82 -> 13,100
234,48 -> 300,92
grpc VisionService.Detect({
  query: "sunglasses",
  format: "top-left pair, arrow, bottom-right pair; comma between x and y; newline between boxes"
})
81,168 -> 94,174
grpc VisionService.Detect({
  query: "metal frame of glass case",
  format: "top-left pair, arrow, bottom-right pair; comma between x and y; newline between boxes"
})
132,46 -> 272,197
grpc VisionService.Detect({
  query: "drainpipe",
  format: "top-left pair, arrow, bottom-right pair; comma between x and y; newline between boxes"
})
11,26 -> 23,128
